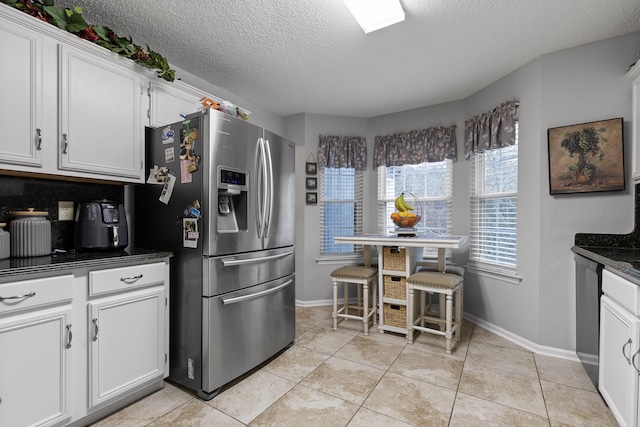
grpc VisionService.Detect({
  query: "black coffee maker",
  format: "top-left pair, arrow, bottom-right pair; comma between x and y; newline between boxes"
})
75,200 -> 128,250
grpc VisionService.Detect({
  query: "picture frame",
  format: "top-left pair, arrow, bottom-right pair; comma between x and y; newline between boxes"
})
306,192 -> 317,204
547,117 -> 624,195
306,177 -> 317,190
305,162 -> 317,175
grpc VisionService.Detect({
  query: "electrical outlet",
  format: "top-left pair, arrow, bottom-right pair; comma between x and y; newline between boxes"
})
58,201 -> 74,221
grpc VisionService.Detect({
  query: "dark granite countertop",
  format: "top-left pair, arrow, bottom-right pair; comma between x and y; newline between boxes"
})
572,245 -> 640,285
0,247 -> 173,278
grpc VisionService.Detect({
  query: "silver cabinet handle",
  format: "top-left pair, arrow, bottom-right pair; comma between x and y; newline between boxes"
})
62,133 -> 68,154
632,349 -> 640,375
92,318 -> 99,341
0,291 -> 36,301
120,274 -> 143,283
66,324 -> 73,349
623,338 -> 633,364
35,128 -> 42,150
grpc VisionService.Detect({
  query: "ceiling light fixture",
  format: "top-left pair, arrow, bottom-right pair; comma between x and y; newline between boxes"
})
342,0 -> 405,33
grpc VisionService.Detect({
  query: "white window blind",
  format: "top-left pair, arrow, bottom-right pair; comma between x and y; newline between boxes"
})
377,160 -> 453,257
319,167 -> 363,255
469,137 -> 518,269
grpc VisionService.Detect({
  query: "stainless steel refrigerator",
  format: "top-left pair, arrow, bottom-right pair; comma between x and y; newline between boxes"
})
135,109 -> 295,400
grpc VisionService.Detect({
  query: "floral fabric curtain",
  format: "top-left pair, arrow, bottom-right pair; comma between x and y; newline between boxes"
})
373,125 -> 457,168
317,135 -> 367,170
464,100 -> 518,159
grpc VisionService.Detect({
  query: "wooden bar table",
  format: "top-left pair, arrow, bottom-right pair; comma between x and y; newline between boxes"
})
334,234 -> 468,334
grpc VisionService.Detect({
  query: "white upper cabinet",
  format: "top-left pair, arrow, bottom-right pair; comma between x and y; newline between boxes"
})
59,45 -> 145,181
0,4 -> 148,183
627,59 -> 640,183
149,80 -> 204,127
0,17 -> 44,168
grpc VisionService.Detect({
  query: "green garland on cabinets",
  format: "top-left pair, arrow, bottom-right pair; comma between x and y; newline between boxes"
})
2,0 -> 175,81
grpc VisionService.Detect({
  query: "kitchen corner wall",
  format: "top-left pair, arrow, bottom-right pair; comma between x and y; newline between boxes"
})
0,175 -> 123,251
285,30 -> 640,354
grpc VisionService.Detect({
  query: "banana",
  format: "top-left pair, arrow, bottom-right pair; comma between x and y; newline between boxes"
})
402,193 -> 415,211
399,193 -> 414,211
394,193 -> 416,212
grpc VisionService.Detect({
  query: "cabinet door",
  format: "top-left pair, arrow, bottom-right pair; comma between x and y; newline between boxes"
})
149,81 -> 203,127
0,18 -> 43,168
628,60 -> 640,183
88,286 -> 165,408
59,45 -> 144,182
0,306 -> 72,427
600,295 -> 640,427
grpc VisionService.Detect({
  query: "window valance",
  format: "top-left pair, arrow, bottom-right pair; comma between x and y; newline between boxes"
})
317,135 -> 367,170
464,100 -> 518,159
373,125 -> 457,168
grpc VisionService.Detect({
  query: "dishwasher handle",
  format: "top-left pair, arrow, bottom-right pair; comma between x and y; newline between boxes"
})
221,250 -> 292,267
221,279 -> 292,305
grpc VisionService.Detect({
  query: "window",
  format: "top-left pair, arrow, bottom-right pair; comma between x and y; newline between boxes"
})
319,167 -> 363,256
469,129 -> 518,269
377,160 -> 453,257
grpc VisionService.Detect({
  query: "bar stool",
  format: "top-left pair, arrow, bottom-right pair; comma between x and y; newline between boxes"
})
406,271 -> 463,354
331,265 -> 378,335
415,262 -> 465,328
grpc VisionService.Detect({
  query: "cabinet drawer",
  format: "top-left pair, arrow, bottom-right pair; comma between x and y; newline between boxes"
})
90,262 -> 165,296
0,274 -> 73,315
602,269 -> 640,315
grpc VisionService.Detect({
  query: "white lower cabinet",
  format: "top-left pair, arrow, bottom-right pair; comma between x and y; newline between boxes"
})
88,286 -> 165,408
0,275 -> 74,427
600,269 -> 640,427
0,258 -> 169,427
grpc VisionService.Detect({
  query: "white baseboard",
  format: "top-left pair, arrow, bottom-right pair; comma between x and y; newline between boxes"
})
463,312 -> 580,362
295,299 -> 581,362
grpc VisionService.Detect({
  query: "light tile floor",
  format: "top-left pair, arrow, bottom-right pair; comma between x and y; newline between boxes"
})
92,305 -> 618,427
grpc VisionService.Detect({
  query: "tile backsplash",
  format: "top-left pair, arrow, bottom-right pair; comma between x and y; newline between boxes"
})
0,175 -> 124,251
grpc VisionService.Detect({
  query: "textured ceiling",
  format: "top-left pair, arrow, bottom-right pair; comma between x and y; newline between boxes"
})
54,0 -> 640,118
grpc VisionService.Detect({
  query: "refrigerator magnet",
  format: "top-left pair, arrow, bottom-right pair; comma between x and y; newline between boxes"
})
165,147 -> 175,163
161,126 -> 175,144
183,218 -> 199,248
147,165 -> 169,184
180,159 -> 193,184
159,173 -> 176,205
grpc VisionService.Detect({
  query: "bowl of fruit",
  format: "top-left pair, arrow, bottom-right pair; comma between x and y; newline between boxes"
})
390,193 -> 421,228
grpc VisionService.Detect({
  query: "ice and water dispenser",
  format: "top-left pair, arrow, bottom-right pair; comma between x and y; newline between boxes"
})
217,167 -> 247,233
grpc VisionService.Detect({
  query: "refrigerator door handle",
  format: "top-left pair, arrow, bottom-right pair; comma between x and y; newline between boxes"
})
264,139 -> 274,238
221,250 -> 293,266
221,279 -> 293,305
256,137 -> 263,237
257,137 -> 269,239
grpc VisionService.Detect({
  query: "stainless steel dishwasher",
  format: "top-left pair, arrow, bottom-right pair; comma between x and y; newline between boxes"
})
574,253 -> 603,389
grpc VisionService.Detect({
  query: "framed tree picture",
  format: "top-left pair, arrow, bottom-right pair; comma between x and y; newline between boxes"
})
547,117 -> 624,195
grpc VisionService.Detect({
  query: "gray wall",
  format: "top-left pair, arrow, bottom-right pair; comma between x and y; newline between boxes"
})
172,65 -> 285,136
284,114 -> 369,302
536,33 -> 639,349
287,31 -> 640,353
